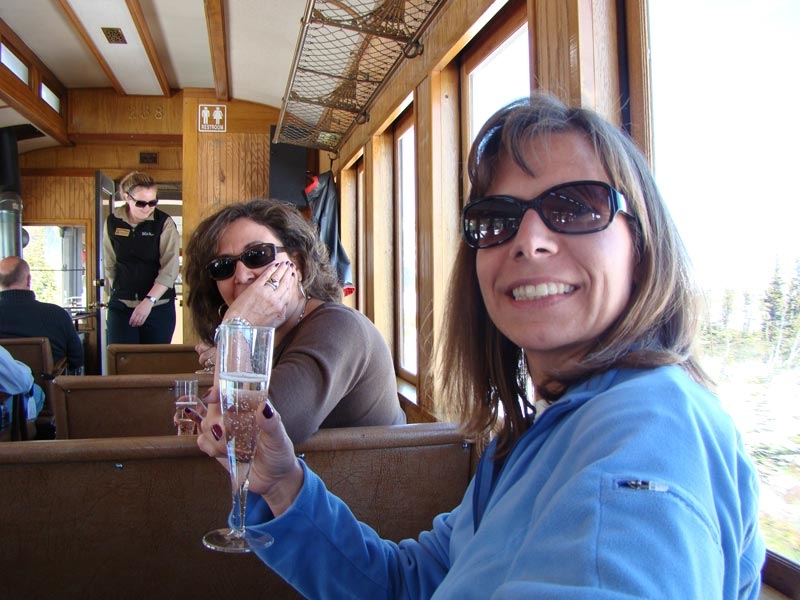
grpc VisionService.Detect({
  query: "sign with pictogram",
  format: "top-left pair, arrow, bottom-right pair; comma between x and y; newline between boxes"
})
198,104 -> 227,132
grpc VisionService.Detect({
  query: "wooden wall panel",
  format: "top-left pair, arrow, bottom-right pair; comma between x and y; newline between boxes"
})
363,133 -> 394,349
67,89 -> 183,135
20,175 -> 94,221
181,90 -> 279,239
414,65 -> 460,413
20,144 -> 181,180
195,133 -> 270,217
180,92 -> 280,342
529,0 -> 620,118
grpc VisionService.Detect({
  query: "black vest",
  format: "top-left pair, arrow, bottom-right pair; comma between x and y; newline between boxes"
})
107,208 -> 175,301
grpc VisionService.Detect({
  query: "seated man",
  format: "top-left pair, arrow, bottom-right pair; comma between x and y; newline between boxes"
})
0,344 -> 45,436
0,256 -> 84,372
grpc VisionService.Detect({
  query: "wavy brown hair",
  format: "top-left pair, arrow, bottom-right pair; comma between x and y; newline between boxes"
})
119,171 -> 157,197
184,199 -> 342,343
437,94 -> 711,459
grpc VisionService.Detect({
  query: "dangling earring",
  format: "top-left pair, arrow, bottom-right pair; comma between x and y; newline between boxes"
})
296,284 -> 310,324
217,303 -> 228,319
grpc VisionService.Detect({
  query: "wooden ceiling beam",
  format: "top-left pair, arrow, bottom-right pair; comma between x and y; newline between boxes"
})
204,0 -> 230,101
126,0 -> 171,96
54,0 -> 126,95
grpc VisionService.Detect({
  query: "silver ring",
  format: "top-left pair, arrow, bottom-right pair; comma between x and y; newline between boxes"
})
205,359 -> 214,368
265,278 -> 279,291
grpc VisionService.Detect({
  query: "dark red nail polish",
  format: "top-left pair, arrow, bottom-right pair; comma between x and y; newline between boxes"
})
211,424 -> 223,441
262,403 -> 274,419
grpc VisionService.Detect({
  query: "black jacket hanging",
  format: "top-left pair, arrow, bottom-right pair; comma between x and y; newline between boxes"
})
304,171 -> 354,294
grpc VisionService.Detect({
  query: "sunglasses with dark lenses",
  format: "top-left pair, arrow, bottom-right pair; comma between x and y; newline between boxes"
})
129,194 -> 159,208
462,180 -> 630,249
206,243 -> 286,280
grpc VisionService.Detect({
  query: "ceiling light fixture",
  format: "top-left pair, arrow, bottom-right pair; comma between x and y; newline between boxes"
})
101,27 -> 127,44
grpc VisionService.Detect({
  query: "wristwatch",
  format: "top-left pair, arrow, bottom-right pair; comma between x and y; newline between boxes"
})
146,295 -> 158,304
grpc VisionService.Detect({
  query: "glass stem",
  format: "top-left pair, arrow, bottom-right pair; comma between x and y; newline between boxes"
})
228,459 -> 251,537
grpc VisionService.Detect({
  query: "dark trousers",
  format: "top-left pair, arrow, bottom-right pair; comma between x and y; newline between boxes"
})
106,298 -> 176,344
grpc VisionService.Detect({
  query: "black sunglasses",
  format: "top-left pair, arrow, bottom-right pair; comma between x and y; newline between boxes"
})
128,194 -> 159,208
462,180 -> 631,249
206,243 -> 286,281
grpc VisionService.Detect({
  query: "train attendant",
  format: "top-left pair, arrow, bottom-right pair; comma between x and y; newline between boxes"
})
197,95 -> 765,598
183,199 -> 405,444
103,171 -> 179,344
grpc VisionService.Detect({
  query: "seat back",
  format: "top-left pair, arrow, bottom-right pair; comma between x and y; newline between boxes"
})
0,337 -> 61,429
0,336 -> 54,392
107,343 -> 201,374
0,422 -> 474,599
53,372 -> 214,438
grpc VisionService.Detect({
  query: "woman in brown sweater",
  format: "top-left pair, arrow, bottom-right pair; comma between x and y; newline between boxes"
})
183,199 -> 405,443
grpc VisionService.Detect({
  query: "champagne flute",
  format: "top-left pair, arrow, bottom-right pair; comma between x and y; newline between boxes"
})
174,378 -> 199,435
202,322 -> 275,553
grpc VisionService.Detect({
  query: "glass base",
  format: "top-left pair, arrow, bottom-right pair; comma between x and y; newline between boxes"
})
202,527 -> 273,553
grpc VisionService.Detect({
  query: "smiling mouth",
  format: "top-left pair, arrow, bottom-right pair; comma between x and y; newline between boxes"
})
512,282 -> 575,300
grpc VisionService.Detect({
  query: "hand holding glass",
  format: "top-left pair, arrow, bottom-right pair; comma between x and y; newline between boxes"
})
174,379 -> 199,435
202,323 -> 275,553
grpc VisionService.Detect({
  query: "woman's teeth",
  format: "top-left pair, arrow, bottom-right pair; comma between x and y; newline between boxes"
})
512,282 -> 575,300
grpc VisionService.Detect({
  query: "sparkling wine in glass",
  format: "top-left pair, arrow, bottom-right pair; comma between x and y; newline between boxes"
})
174,378 -> 199,435
202,323 -> 275,553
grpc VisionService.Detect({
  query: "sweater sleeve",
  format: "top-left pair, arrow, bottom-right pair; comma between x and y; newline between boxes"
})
0,346 -> 34,395
246,461 -> 455,599
155,216 -> 180,288
268,305 -> 395,443
102,217 -> 116,293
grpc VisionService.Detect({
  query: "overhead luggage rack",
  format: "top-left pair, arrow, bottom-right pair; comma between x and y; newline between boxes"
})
275,0 -> 446,152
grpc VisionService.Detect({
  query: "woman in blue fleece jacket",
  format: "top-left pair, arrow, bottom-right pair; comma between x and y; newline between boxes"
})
198,94 -> 765,599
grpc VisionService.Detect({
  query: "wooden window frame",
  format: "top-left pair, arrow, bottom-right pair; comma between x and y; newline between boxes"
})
392,104 -> 418,384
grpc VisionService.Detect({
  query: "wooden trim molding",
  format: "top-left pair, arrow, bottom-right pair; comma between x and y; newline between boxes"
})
762,550 -> 800,599
54,0 -> 126,95
126,0 -> 171,96
623,0 -> 653,164
204,0 -> 230,101
68,133 -> 182,145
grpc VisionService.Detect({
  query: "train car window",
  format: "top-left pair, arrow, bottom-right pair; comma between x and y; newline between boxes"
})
465,23 -> 529,145
394,107 -> 417,381
40,81 -> 60,112
649,0 -> 800,566
0,42 -> 29,84
459,0 -> 528,199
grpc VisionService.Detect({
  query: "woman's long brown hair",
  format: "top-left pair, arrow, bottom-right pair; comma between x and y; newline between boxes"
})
436,94 -> 711,460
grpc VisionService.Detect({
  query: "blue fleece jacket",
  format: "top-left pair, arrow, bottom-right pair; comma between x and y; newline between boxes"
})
244,366 -> 765,599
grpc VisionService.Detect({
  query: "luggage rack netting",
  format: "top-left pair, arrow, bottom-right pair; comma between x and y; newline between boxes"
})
276,0 -> 445,152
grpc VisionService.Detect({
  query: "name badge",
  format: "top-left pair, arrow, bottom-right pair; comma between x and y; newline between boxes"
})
115,228 -> 130,237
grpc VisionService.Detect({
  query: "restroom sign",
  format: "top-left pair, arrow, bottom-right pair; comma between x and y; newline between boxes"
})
198,104 -> 227,132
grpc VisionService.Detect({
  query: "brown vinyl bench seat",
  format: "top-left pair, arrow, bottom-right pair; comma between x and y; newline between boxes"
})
0,421 -> 474,599
106,343 -> 201,375
52,372 -> 214,439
